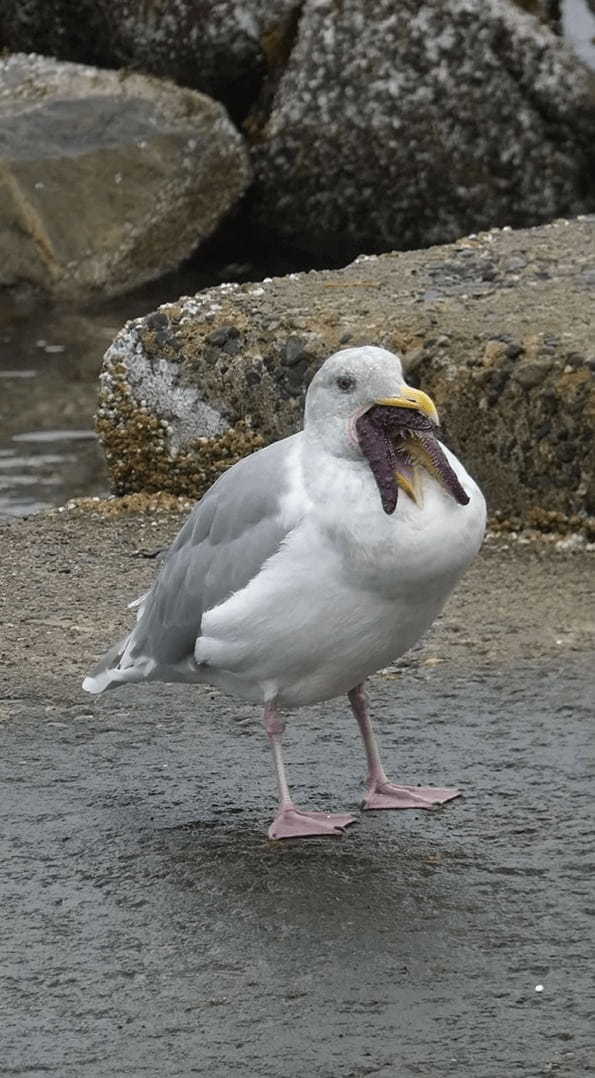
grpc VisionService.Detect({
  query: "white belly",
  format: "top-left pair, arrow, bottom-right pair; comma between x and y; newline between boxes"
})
196,448 -> 486,708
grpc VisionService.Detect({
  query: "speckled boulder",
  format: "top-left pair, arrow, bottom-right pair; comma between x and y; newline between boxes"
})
249,0 -> 595,260
0,1 -> 301,122
96,217 -> 595,525
0,54 -> 251,302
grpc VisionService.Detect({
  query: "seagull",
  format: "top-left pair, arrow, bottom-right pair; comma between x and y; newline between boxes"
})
84,346 -> 486,839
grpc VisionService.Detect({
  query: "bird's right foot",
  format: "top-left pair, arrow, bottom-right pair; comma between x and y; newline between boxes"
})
268,806 -> 357,840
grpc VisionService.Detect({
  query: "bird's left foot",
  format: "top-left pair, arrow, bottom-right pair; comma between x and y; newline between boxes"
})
268,806 -> 357,840
362,782 -> 461,811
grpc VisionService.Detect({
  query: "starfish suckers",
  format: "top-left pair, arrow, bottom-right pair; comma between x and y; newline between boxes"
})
356,404 -> 470,514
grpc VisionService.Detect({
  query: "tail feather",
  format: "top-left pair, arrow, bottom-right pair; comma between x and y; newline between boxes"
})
82,633 -> 143,694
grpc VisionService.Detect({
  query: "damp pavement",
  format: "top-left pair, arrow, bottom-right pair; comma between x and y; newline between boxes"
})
0,511 -> 593,1078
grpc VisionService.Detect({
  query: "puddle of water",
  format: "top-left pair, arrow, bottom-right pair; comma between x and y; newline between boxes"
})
12,429 -> 97,443
0,425 -> 104,518
0,453 -> 77,468
0,496 -> 55,518
0,313 -> 115,520
0,370 -> 37,378
0,475 -> 62,487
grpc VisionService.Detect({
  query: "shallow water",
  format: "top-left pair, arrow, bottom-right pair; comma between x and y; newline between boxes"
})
0,308 -> 115,519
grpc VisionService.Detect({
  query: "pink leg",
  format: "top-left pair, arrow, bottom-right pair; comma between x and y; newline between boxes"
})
348,684 -> 461,811
263,702 -> 356,839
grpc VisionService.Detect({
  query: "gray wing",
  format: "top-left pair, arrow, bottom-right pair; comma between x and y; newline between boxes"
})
92,434 -> 301,677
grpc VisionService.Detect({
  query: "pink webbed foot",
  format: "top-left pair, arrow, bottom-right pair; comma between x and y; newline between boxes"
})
362,782 -> 461,811
268,806 -> 357,840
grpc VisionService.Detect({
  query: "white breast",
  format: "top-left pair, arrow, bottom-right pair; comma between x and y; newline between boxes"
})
304,439 -> 486,593
197,439 -> 486,708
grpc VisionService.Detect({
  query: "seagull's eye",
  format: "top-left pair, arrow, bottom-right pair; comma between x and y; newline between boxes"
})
336,375 -> 356,392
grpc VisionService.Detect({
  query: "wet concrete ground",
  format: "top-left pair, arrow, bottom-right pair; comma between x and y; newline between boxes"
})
1,512 -> 593,1077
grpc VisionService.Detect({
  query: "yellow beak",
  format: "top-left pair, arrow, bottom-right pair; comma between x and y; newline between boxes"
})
376,386 -> 439,426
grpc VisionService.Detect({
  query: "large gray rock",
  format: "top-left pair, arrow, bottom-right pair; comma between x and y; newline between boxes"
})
0,1 -> 300,122
0,54 -> 251,302
96,217 -> 595,526
249,0 -> 595,260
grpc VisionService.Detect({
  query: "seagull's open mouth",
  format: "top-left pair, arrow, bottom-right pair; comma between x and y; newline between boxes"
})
356,403 -> 470,514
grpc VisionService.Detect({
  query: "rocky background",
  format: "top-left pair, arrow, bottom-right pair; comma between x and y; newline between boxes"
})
97,217 -> 595,529
0,0 -> 594,524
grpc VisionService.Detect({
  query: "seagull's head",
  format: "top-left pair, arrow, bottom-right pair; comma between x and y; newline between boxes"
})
304,345 -> 469,513
304,345 -> 437,448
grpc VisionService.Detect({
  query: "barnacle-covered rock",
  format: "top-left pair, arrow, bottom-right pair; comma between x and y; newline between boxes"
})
96,217 -> 595,525
249,0 -> 595,259
0,0 -> 300,123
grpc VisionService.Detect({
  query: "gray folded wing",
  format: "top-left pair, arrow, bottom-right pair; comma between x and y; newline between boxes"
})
89,434 -> 300,681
